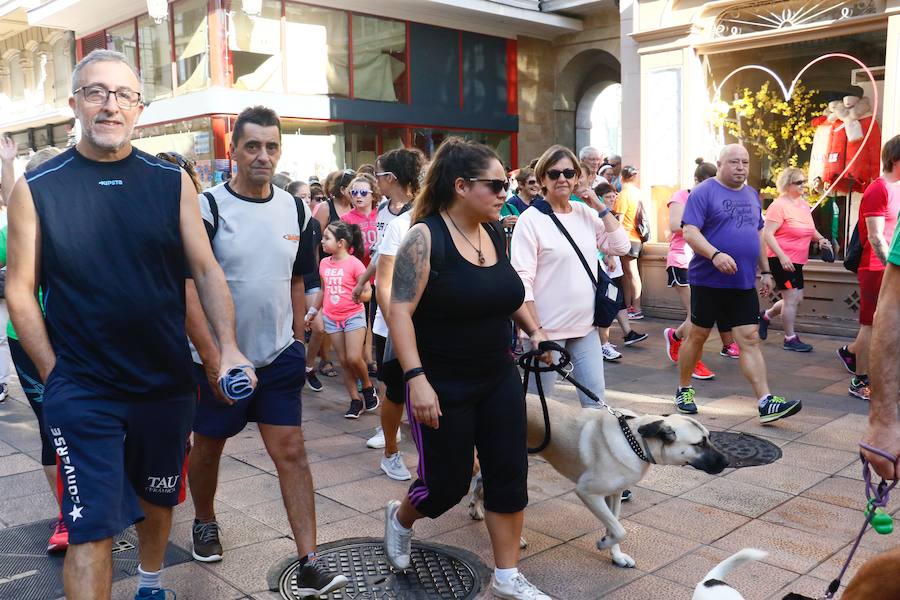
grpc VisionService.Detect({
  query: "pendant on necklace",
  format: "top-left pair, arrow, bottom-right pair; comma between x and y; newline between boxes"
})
477,251 -> 485,265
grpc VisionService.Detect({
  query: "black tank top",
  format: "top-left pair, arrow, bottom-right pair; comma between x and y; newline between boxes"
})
413,214 -> 525,377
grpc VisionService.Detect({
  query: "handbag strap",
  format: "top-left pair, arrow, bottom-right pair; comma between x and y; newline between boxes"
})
546,212 -> 599,289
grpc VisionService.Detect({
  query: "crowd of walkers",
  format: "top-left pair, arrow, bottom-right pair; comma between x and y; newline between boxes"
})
0,47 -> 898,600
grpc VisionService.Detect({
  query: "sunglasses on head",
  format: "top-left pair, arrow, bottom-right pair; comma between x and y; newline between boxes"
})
375,171 -> 395,179
350,189 -> 370,197
157,151 -> 190,169
547,168 -> 577,180
468,178 -> 510,194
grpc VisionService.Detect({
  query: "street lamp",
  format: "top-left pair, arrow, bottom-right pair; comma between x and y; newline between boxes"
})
147,0 -> 168,23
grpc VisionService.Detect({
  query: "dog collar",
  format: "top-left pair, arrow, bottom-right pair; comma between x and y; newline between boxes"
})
617,414 -> 656,464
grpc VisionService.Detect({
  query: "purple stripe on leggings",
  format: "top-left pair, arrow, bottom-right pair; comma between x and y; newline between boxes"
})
408,484 -> 429,506
405,383 -> 427,481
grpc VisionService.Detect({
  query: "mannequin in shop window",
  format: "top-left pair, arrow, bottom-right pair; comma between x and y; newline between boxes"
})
823,91 -> 882,193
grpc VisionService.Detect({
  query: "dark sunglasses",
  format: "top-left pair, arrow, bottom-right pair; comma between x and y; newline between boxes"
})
525,179 -> 538,185
547,168 -> 577,180
468,178 -> 510,194
791,179 -> 806,186
350,189 -> 370,197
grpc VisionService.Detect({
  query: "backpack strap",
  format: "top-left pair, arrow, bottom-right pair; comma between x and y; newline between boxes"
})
294,196 -> 311,233
202,191 -> 219,240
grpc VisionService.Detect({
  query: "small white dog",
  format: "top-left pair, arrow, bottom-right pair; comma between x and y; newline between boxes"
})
692,549 -> 768,600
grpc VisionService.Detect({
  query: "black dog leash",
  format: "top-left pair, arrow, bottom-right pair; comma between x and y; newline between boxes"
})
519,342 -> 653,463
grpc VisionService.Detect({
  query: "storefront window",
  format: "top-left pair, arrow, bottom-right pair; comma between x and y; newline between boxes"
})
107,22 -> 138,73
137,14 -> 173,100
228,0 -> 282,92
414,128 -> 511,167
351,14 -> 406,102
285,3 -> 349,96
133,117 -> 215,188
345,124 -> 377,167
280,120 -> 346,180
173,0 -> 209,93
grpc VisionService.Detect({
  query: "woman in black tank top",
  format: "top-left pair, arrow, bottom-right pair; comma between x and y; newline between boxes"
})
382,138 -> 551,599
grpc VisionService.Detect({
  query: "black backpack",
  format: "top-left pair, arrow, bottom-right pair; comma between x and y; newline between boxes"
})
843,223 -> 861,273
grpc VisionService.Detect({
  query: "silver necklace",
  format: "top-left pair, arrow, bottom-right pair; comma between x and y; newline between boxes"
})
446,213 -> 485,265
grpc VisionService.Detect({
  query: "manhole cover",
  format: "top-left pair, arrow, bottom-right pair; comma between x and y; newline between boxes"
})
271,537 -> 489,599
0,519 -> 191,600
709,431 -> 782,468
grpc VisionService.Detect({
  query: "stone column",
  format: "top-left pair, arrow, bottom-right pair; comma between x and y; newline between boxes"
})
882,13 -> 900,137
619,0 -> 640,168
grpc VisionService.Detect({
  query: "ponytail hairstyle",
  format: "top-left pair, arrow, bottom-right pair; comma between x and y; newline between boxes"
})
331,168 -> 356,199
327,221 -> 365,258
621,165 -> 639,182
412,137 -> 502,223
377,147 -> 427,196
693,157 -> 717,183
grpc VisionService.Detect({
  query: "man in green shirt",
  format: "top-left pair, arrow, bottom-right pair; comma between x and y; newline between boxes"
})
863,213 -> 900,478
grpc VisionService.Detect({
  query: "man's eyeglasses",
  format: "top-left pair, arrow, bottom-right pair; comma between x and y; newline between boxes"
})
75,85 -> 142,109
469,178 -> 510,194
547,168 -> 577,181
350,189 -> 370,198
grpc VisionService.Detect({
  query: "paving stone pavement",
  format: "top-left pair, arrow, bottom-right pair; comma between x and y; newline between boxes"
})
0,317 -> 885,600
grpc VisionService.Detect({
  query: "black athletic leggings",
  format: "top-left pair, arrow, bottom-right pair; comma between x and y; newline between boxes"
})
406,363 -> 528,518
9,338 -> 55,466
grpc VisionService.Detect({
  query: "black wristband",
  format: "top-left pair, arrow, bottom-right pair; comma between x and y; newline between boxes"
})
403,367 -> 425,382
711,250 -> 722,261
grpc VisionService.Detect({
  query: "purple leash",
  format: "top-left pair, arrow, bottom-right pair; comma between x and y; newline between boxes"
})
822,442 -> 898,599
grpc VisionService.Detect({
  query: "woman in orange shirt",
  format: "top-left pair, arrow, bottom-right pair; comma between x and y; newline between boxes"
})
612,166 -> 644,319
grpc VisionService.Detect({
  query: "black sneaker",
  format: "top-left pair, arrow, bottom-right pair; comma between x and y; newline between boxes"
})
758,395 -> 802,423
306,369 -> 323,392
674,387 -> 698,414
295,559 -> 349,597
623,331 -> 649,346
362,386 -> 379,412
621,489 -> 632,502
191,519 -> 223,563
344,399 -> 364,419
837,345 -> 857,374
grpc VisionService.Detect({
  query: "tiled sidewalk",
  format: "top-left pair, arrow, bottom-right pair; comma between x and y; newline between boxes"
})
0,318 -> 889,600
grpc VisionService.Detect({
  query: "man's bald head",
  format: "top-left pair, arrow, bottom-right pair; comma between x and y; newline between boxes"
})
717,144 -> 750,189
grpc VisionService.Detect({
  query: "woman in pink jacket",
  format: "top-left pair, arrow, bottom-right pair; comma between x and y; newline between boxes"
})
511,145 -> 630,406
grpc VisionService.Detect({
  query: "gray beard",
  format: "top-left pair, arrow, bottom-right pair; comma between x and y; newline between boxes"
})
83,127 -> 131,152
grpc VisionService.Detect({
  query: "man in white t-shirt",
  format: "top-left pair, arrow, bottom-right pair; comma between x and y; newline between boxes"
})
369,212 -> 412,481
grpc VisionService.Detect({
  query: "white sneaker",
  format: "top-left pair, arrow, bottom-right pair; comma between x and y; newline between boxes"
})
381,452 -> 412,481
602,343 -> 622,361
366,426 -> 401,449
384,500 -> 412,571
491,573 -> 550,600
0,383 -> 7,403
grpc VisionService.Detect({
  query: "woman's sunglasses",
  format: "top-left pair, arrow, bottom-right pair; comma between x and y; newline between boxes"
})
468,178 -> 510,194
350,189 -> 370,197
547,168 -> 577,180
526,179 -> 538,186
791,179 -> 807,186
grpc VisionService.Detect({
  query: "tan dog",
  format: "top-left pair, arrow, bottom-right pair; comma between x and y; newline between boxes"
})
472,395 -> 728,568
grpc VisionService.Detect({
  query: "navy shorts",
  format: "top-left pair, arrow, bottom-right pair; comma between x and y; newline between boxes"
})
42,372 -> 195,545
193,341 -> 306,438
9,339 -> 55,466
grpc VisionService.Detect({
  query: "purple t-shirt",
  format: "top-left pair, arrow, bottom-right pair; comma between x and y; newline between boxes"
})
682,178 -> 764,289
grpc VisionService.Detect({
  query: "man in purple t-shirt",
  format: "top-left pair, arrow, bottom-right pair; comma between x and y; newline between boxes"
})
675,144 -> 802,424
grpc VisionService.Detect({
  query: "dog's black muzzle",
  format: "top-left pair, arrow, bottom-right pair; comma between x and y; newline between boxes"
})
689,448 -> 729,474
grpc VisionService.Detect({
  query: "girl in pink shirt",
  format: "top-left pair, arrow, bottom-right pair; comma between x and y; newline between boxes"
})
341,174 -> 379,266
306,221 -> 376,418
759,167 -> 830,351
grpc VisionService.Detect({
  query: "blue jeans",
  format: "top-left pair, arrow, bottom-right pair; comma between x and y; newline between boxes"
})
528,329 -> 607,408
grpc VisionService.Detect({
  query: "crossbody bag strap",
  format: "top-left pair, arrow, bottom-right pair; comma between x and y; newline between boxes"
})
546,212 -> 598,289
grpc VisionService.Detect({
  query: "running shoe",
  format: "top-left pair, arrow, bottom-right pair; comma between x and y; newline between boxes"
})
367,426 -> 401,449
0,382 -> 7,403
295,559 -> 349,597
344,399 -> 364,419
47,515 -> 68,553
621,489 -> 632,502
305,369 -> 323,392
849,377 -> 871,401
191,519 -> 223,563
720,343 -> 740,359
675,387 -> 698,414
384,500 -> 412,571
664,327 -> 680,363
783,336 -> 813,352
691,361 -> 715,380
601,343 -> 622,362
758,311 -> 771,340
362,386 -> 379,412
623,330 -> 649,346
626,307 -> 644,320
837,346 -> 857,374
135,588 -> 176,599
381,452 -> 412,481
491,573 -> 551,600
758,395 -> 802,423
